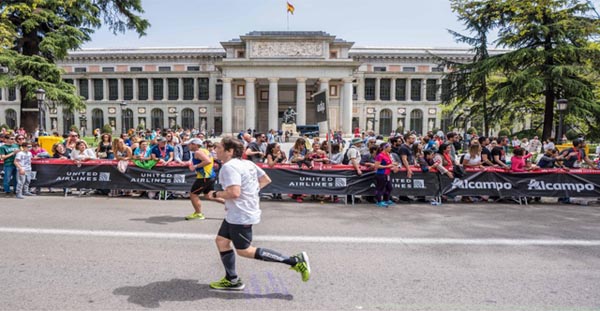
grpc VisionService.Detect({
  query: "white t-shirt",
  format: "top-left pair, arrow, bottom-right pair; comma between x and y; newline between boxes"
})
219,158 -> 266,225
15,150 -> 32,171
463,153 -> 482,166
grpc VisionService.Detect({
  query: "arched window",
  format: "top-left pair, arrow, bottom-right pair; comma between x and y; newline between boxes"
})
410,109 -> 423,134
5,109 -> 17,129
181,108 -> 194,130
63,109 -> 75,134
379,109 -> 392,136
92,109 -> 104,132
151,108 -> 164,130
122,108 -> 133,132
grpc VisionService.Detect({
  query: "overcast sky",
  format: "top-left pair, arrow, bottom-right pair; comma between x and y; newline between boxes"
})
83,0 -> 473,49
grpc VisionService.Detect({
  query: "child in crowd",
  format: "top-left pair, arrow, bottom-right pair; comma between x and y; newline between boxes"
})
14,141 -> 34,199
537,147 -> 568,170
511,148 -> 538,172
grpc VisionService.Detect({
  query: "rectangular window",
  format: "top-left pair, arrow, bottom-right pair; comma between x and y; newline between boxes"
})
431,67 -> 444,72
93,79 -> 103,100
426,79 -> 438,101
102,67 -> 114,72
374,66 -> 387,72
183,78 -> 194,100
441,79 -> 451,101
168,78 -> 178,100
411,79 -> 422,101
236,84 -> 245,97
395,79 -> 406,101
79,79 -> 89,100
129,67 -> 143,72
9,87 -> 16,101
403,67 -> 416,72
74,67 -> 87,73
123,78 -> 133,100
158,66 -> 171,72
187,66 -> 200,71
198,78 -> 209,100
64,79 -> 74,85
216,84 -> 223,100
138,79 -> 148,100
364,78 -> 376,100
153,78 -> 163,100
330,51 -> 338,59
237,50 -> 245,58
379,78 -> 391,101
108,79 -> 118,100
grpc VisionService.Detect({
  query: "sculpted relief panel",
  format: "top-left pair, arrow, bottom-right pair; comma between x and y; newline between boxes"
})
249,41 -> 324,58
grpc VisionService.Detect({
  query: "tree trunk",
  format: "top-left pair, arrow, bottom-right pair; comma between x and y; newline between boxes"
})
19,30 -> 41,135
542,88 -> 554,141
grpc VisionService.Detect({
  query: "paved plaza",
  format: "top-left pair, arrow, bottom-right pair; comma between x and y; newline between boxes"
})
1,195 -> 600,310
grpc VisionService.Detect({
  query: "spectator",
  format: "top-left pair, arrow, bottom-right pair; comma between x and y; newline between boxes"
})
511,148 -> 536,172
150,136 -> 174,164
462,142 -> 485,169
133,140 -> 152,160
347,138 -> 363,175
329,143 -> 344,164
51,143 -> 71,159
491,136 -> 510,170
537,146 -> 567,169
96,133 -> 114,159
1,135 -> 21,195
289,137 -> 311,170
373,143 -> 398,207
529,136 -> 542,153
446,132 -> 459,163
14,141 -> 34,199
64,132 -> 79,152
71,140 -> 96,162
511,136 -> 521,148
433,143 -> 454,175
30,142 -> 49,158
559,139 -> 597,169
399,133 -> 416,178
245,133 -> 266,164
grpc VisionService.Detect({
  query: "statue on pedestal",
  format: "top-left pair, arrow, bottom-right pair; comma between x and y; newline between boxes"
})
283,107 -> 296,124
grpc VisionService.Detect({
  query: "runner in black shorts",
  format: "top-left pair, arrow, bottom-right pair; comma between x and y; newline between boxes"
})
184,138 -> 220,220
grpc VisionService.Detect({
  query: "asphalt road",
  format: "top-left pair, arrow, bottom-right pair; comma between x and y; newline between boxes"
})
1,195 -> 600,311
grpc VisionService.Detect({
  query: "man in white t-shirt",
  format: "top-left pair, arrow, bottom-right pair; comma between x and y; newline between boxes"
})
206,137 -> 310,291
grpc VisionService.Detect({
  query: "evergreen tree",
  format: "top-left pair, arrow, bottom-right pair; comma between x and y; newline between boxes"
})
0,0 -> 149,134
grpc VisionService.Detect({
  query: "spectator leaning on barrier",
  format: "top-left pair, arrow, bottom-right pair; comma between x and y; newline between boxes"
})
52,143 -> 70,159
1,135 -> 20,195
491,136 -> 510,170
478,136 -> 495,167
150,136 -> 174,164
245,133 -> 266,164
537,146 -> 567,169
347,138 -> 363,176
446,132 -> 459,163
560,139 -> 597,169
399,133 -> 416,179
71,140 -> 96,162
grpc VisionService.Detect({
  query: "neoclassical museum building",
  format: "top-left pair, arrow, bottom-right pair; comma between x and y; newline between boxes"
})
0,31 -> 475,136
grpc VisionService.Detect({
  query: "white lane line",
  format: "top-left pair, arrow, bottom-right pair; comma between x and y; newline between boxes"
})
1,227 -> 600,246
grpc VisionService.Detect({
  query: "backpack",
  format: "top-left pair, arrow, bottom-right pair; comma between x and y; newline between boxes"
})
342,148 -> 352,165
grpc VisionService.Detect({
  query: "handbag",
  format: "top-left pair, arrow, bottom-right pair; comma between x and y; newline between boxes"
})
452,164 -> 465,178
97,152 -> 107,158
117,160 -> 129,173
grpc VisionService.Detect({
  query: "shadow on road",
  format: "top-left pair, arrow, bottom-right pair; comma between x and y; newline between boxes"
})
129,215 -> 224,225
113,278 -> 294,308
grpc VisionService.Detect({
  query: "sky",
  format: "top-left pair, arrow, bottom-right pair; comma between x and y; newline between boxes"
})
83,0 -> 471,49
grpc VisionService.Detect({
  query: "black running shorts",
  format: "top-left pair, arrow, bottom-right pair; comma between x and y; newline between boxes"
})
190,178 -> 215,195
217,220 -> 253,250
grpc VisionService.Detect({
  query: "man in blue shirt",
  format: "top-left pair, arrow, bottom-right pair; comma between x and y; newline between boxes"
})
150,136 -> 174,164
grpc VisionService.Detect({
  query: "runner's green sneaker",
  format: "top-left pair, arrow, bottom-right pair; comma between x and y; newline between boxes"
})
185,212 -> 205,220
209,277 -> 245,290
290,251 -> 311,282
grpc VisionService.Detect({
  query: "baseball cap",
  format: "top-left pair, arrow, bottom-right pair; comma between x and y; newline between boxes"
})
156,136 -> 167,142
351,138 -> 362,145
184,138 -> 203,145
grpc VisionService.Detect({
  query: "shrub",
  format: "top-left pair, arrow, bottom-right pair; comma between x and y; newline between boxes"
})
102,124 -> 113,135
565,129 -> 580,141
498,128 -> 511,137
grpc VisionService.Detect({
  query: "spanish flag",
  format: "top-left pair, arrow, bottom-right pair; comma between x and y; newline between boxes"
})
287,2 -> 295,15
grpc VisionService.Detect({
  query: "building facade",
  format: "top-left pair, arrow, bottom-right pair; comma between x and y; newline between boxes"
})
0,31 -> 474,136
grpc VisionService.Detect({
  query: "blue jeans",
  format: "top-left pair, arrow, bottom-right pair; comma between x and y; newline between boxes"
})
3,165 -> 17,193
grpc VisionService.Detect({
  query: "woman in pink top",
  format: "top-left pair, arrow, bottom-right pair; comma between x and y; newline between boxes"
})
511,148 -> 537,172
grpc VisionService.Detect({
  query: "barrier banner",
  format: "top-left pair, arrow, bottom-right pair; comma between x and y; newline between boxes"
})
11,160 -> 196,191
440,170 -> 515,197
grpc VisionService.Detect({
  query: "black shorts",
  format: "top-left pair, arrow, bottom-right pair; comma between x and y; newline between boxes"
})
190,178 -> 215,195
217,220 -> 253,250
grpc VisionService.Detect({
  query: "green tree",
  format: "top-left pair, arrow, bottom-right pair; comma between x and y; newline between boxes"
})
0,0 -> 149,134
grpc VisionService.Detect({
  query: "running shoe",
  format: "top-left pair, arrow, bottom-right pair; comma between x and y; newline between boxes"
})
209,277 -> 245,290
185,212 -> 205,220
290,251 -> 311,282
375,201 -> 388,208
384,200 -> 394,206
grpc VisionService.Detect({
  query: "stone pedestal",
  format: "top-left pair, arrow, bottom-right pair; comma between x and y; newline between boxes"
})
281,123 -> 296,136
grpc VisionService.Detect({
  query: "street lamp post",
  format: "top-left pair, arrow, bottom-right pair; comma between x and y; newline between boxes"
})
556,99 -> 568,143
35,88 -> 46,137
463,107 -> 471,150
120,101 -> 128,134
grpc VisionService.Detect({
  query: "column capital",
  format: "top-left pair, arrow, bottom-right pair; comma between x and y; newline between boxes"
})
342,77 -> 354,83
244,78 -> 256,83
296,77 -> 307,83
221,77 -> 233,83
268,77 -> 279,83
319,78 -> 330,83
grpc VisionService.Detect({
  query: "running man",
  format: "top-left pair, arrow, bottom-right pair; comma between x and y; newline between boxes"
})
206,137 -> 310,290
185,138 -> 217,220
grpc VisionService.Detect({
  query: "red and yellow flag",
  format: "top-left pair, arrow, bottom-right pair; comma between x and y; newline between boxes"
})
287,2 -> 295,15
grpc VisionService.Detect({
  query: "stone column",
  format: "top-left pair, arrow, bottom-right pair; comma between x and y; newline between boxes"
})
319,78 -> 330,135
74,79 -> 80,98
148,78 -> 154,101
421,79 -> 427,102
178,77 -> 183,101
103,78 -> 109,101
193,78 -> 199,100
342,78 -> 353,135
133,78 -> 138,101
390,78 -> 396,102
357,77 -> 365,102
88,78 -> 93,101
222,78 -> 232,135
268,78 -> 279,131
163,78 -> 168,101
245,78 -> 256,131
375,77 -> 381,101
208,75 -> 217,102
406,78 -> 412,102
117,78 -> 123,101
437,79 -> 443,102
296,77 -> 307,125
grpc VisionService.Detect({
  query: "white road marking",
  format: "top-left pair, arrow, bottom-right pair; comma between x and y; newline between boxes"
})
1,227 -> 600,246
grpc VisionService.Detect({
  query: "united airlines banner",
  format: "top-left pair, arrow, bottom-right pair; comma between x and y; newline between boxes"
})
313,90 -> 328,123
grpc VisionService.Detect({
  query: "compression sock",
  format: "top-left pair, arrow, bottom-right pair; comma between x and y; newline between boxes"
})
255,248 -> 298,266
220,250 -> 237,281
